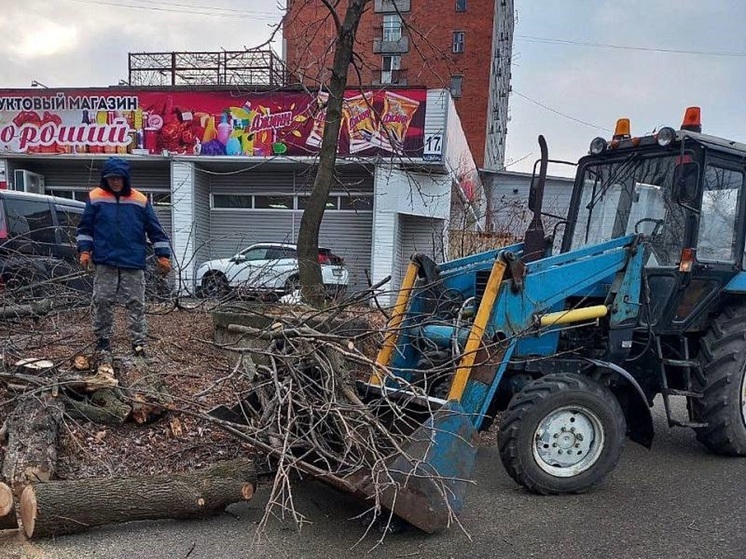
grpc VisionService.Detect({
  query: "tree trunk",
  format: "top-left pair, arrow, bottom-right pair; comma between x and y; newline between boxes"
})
1,394 -> 63,495
19,458 -> 257,539
297,0 -> 370,306
0,483 -> 17,530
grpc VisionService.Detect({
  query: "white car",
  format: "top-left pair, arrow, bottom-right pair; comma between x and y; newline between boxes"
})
194,242 -> 349,298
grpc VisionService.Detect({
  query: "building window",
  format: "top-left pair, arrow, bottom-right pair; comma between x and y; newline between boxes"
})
456,0 -> 467,11
297,196 -> 337,210
253,195 -> 293,210
212,194 -> 253,209
381,55 -> 402,84
382,13 -> 403,42
339,195 -> 374,211
450,75 -> 463,98
452,31 -> 465,53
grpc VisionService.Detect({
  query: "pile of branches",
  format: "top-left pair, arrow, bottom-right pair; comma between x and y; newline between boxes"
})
204,311 -> 466,537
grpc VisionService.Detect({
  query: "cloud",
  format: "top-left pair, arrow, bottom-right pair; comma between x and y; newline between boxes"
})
0,0 -> 283,88
506,0 -> 746,174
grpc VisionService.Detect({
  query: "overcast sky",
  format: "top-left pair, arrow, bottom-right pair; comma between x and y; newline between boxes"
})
0,0 -> 744,176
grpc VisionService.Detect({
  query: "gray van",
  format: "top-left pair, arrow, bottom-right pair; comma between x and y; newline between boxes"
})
0,190 -> 169,302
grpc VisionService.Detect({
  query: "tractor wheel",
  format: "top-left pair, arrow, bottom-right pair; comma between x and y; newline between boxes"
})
200,273 -> 229,298
693,305 -> 746,455
498,373 -> 626,495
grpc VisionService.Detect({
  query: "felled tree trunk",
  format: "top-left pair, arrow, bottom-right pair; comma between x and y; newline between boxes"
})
1,394 -> 63,494
0,482 -> 17,530
20,458 -> 257,539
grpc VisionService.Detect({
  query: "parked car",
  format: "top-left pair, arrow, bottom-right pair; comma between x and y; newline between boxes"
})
194,242 -> 349,298
0,190 -> 170,303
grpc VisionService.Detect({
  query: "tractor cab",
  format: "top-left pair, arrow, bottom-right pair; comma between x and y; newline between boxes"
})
562,107 -> 746,333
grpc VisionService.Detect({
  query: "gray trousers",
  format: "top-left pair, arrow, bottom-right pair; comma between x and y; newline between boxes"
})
93,265 -> 146,346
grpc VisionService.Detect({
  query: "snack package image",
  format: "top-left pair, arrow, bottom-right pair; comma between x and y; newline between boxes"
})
306,91 -> 329,149
342,92 -> 378,154
376,92 -> 421,154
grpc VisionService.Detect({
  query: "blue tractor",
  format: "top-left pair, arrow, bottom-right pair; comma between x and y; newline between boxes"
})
359,107 -> 746,528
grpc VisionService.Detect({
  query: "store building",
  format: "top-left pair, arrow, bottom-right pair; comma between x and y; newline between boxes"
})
0,85 -> 481,304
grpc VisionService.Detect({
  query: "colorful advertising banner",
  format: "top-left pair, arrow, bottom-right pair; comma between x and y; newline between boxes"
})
0,88 -> 427,158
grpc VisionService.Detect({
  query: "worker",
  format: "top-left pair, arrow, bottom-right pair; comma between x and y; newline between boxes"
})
76,157 -> 172,358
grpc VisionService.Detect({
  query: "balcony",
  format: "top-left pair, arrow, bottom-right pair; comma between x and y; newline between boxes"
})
373,36 -> 409,54
374,0 -> 410,12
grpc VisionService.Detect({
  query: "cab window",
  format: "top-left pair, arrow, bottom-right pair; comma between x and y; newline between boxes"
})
697,166 -> 743,262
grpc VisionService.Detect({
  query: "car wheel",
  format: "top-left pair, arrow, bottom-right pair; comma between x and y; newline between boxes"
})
200,273 -> 229,298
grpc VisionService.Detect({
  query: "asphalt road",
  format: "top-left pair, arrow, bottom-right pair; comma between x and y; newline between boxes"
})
3,398 -> 746,559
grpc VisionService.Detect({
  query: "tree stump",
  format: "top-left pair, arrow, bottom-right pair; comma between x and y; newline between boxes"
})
1,394 -> 63,495
19,458 -> 257,539
0,483 -> 17,530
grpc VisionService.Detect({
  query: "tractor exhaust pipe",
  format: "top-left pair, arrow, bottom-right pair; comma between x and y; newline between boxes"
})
523,135 -> 549,262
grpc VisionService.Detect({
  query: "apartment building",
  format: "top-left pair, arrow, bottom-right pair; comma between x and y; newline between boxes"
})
283,0 -> 514,170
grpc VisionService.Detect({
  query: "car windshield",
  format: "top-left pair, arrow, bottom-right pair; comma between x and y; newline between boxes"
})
570,152 -> 690,267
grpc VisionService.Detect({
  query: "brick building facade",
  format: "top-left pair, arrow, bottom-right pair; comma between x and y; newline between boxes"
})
283,0 -> 514,170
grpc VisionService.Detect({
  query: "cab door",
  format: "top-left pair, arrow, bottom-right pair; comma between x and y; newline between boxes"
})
666,160 -> 745,330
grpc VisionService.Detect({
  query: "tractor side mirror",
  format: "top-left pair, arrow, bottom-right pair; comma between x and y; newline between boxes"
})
673,161 -> 700,205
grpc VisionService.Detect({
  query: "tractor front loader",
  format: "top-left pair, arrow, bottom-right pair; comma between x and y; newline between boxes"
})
224,107 -> 746,534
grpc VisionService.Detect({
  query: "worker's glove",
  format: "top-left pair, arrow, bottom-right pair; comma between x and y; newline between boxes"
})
79,251 -> 93,271
156,257 -> 171,276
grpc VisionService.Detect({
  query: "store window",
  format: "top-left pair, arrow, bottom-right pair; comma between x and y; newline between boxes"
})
212,194 -> 252,209
253,195 -> 293,210
339,196 -> 374,211
297,196 -> 337,210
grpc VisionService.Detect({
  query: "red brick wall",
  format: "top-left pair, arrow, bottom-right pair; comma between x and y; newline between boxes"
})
285,0 -> 494,167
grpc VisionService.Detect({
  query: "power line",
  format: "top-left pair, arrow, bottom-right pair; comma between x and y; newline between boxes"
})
102,0 -> 278,15
512,90 -> 612,132
515,34 -> 746,58
63,0 -> 281,19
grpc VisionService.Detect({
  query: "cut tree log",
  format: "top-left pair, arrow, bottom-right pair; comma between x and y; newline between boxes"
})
20,458 -> 257,539
1,394 -> 64,495
13,358 -> 55,376
64,390 -> 131,425
129,356 -> 175,424
0,482 -> 17,530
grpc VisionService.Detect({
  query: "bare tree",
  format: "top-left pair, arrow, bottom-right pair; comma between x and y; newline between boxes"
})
297,0 -> 370,306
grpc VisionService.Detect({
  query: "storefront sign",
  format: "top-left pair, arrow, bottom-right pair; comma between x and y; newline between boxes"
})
0,88 -> 427,158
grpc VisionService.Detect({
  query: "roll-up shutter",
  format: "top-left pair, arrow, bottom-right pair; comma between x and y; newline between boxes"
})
397,214 -> 445,289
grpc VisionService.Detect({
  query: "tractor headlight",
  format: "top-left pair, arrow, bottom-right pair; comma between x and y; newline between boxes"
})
656,127 -> 676,147
589,137 -> 607,155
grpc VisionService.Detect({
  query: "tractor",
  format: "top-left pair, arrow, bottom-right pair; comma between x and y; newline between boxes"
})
359,106 -> 746,528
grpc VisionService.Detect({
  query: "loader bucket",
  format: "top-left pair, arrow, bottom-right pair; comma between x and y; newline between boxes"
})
327,385 -> 479,533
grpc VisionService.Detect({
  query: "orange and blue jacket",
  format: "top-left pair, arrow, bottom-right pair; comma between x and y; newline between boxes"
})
76,158 -> 170,269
